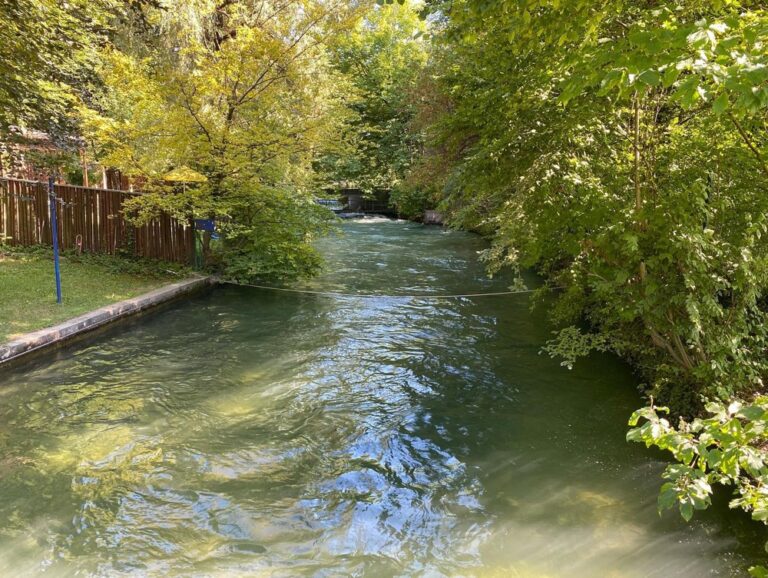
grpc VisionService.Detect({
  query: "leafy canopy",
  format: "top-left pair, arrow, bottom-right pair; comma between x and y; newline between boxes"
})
82,0 -> 368,280
408,0 -> 768,554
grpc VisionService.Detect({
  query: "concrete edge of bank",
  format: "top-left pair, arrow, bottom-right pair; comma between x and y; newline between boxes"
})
0,276 -> 216,368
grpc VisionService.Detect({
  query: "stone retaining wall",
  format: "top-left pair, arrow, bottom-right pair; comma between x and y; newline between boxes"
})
0,276 -> 215,367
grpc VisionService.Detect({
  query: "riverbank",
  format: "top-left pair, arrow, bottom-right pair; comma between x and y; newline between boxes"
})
0,276 -> 214,367
0,247 -> 189,342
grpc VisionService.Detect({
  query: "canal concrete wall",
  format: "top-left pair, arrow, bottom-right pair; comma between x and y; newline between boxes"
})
0,276 -> 215,367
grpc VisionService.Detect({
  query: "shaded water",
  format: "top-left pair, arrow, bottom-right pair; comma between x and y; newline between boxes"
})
0,219 -> 764,576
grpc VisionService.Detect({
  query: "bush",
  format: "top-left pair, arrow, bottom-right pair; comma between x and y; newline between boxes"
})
628,400 -> 768,541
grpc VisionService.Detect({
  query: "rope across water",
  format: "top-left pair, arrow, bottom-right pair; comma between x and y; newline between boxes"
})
219,280 -> 550,300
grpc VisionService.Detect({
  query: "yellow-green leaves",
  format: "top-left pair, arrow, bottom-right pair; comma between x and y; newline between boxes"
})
79,0 -> 368,280
320,2 -> 427,193
0,0 -> 116,130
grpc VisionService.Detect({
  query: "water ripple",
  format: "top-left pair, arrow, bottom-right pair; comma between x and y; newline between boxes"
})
0,221 -> 762,576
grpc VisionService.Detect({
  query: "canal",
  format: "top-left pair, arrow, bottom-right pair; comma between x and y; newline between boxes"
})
0,219 -> 763,576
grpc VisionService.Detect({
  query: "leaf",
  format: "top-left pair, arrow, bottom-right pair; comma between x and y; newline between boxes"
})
658,483 -> 678,513
637,69 -> 661,87
674,76 -> 701,108
713,93 -> 729,116
662,66 -> 681,88
680,501 -> 694,522
737,405 -> 765,421
706,448 -> 723,469
687,29 -> 710,50
754,507 -> 768,522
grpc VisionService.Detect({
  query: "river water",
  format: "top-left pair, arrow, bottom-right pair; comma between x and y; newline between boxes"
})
0,219 -> 764,576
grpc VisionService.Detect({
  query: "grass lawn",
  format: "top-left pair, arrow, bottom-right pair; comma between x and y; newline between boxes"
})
0,248 -> 186,342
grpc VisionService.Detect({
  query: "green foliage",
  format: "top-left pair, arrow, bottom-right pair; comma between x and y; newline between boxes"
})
81,0 -> 363,281
543,326 -> 612,370
392,186 -> 439,219
409,0 -> 768,555
319,3 -> 428,194
628,400 -> 768,531
413,0 -> 768,405
208,188 -> 338,281
0,0 -> 123,133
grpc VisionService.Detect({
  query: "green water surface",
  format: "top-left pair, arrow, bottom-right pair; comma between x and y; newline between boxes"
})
0,219 -> 764,576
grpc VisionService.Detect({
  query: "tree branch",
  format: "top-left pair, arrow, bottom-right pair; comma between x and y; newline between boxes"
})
729,112 -> 768,181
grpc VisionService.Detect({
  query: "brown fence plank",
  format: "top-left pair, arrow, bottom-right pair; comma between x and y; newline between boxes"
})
8,181 -> 18,245
0,178 -> 193,265
34,182 -> 44,243
0,180 -> 6,243
0,180 -> 8,243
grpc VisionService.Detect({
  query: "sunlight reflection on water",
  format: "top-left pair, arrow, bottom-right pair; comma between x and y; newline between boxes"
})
0,221 -> 763,576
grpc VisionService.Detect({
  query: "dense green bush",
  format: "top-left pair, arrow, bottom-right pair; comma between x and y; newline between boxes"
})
389,185 -> 440,220
410,0 -> 768,546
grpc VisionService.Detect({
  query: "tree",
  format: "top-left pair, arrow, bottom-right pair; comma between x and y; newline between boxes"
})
317,2 -> 427,196
82,0 -> 368,280
410,0 -> 768,547
0,1 -> 169,178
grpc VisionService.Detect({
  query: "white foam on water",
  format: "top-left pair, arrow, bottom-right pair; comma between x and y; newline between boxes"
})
347,216 -> 405,224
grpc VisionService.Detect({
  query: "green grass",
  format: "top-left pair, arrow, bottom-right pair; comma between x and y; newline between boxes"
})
0,247 -> 187,342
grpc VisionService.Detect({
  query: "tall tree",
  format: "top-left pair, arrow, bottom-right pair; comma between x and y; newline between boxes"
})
318,2 -> 427,195
82,0 -> 368,280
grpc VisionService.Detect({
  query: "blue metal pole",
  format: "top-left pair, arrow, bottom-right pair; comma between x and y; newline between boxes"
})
48,176 -> 62,304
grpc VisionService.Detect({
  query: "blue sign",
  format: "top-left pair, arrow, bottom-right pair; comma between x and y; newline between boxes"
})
194,219 -> 215,232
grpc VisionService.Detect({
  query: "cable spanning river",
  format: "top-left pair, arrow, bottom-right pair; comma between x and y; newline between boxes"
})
0,219 -> 763,576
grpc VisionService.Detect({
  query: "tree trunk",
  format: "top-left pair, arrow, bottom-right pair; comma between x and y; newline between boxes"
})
81,149 -> 89,187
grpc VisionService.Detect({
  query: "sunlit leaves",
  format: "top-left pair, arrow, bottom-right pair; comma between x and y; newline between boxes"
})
0,0 -> 117,131
82,0 -> 367,280
629,399 -> 768,536
320,2 -> 427,193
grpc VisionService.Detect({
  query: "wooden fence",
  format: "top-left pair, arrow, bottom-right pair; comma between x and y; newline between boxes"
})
0,178 -> 195,264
